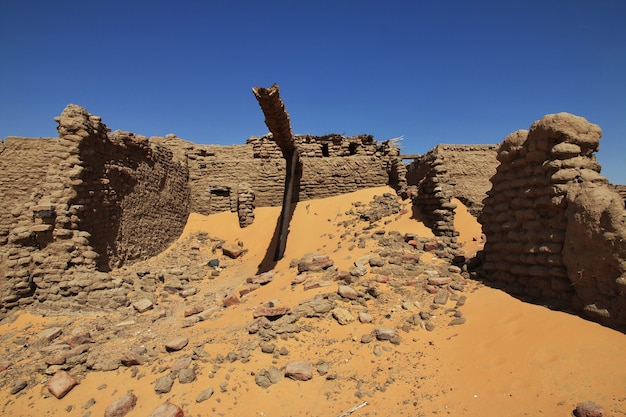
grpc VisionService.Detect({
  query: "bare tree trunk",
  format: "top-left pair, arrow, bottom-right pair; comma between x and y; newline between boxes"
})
252,84 -> 300,261
252,84 -> 296,155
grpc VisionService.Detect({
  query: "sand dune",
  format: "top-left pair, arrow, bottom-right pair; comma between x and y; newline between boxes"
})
1,186 -> 624,417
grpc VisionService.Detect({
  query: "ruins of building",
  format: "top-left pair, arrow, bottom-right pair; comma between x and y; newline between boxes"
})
479,112 -> 626,330
0,104 -> 406,315
2,105 -> 625,331
404,144 -> 499,255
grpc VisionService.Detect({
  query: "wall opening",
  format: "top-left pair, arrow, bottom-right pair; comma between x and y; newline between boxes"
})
321,143 -> 330,157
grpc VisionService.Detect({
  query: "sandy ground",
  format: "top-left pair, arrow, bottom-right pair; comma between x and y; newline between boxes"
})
1,186 -> 625,417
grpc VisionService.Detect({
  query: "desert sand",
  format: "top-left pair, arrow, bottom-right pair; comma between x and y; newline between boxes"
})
1,186 -> 625,417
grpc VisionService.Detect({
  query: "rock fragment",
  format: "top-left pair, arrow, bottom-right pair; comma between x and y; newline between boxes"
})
47,370 -> 78,399
104,391 -> 137,417
285,360 -> 313,381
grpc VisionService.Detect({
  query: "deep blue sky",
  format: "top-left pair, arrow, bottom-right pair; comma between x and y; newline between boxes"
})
1,0 -> 625,183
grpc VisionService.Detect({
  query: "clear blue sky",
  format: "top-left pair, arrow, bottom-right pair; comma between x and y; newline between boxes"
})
1,0 -> 625,184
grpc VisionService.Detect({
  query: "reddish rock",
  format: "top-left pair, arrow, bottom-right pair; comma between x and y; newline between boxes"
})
338,285 -> 358,300
423,240 -> 440,251
222,243 -> 243,259
222,292 -> 241,307
423,284 -> 439,294
405,280 -> 418,286
297,254 -> 334,273
104,391 -> 137,417
0,361 -> 11,372
197,307 -> 220,321
246,271 -> 275,285
253,306 -> 291,318
574,401 -> 604,417
376,276 -> 390,283
165,337 -> 189,352
65,333 -> 94,348
427,276 -> 453,285
47,370 -> 78,399
407,239 -> 418,248
358,311 -> 373,323
148,401 -> 184,417
183,305 -> 204,317
285,360 -> 313,381
401,253 -> 420,263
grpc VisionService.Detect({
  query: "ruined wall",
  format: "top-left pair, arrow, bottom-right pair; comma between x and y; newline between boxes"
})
0,105 -> 190,314
406,144 -> 498,257
161,133 -> 404,215
479,112 -> 626,329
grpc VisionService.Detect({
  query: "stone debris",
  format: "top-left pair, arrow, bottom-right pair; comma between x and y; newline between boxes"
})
47,370 -> 78,399
573,401 -> 604,417
147,401 -> 184,417
165,337 -> 189,352
195,387 -> 214,403
285,360 -> 313,381
104,391 -> 137,417
133,298 -> 154,313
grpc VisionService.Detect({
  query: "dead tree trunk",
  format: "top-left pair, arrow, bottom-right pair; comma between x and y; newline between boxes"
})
252,84 -> 301,261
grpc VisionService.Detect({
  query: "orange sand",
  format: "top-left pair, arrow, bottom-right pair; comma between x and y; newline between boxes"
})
1,186 -> 625,417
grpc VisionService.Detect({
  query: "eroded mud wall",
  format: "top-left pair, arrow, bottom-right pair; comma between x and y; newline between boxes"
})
0,105 -> 190,314
479,113 -> 626,329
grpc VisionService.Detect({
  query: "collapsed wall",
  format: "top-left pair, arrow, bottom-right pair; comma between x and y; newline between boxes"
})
0,105 -> 190,314
406,144 -> 498,256
479,112 -> 626,329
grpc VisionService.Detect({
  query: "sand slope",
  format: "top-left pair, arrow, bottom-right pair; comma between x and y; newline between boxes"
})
1,186 -> 625,417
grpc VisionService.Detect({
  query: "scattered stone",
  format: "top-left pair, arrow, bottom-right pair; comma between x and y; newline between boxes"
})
317,362 -> 330,376
427,277 -> 453,286
338,285 -> 359,300
0,361 -> 11,372
297,254 -> 334,273
267,366 -> 282,384
433,289 -> 449,305
255,371 -> 272,389
178,368 -> 196,384
373,327 -> 396,341
178,287 -> 197,298
196,387 -> 214,403
260,343 -> 275,354
332,307 -> 355,325
253,306 -> 291,318
133,298 -> 154,313
361,334 -> 373,343
247,271 -> 275,285
170,356 -> 192,372
222,242 -> 243,258
165,337 -> 189,352
48,370 -> 78,399
285,361 -> 313,381
147,401 -> 184,417
154,375 -> 175,394
358,311 -> 373,323
222,292 -> 241,307
350,265 -> 368,277
10,379 -> 27,395
369,256 -> 385,267
38,327 -> 63,342
104,391 -> 137,417
448,317 -> 467,326
574,401 -> 604,417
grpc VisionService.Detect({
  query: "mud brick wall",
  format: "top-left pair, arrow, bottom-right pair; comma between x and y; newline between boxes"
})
479,112 -> 626,329
0,105 -> 190,314
163,133 -> 405,215
406,144 -> 497,255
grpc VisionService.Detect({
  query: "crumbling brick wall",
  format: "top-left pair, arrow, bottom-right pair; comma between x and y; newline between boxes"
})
0,105 -> 190,314
405,144 -> 498,257
479,112 -> 626,329
162,132 -> 405,215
